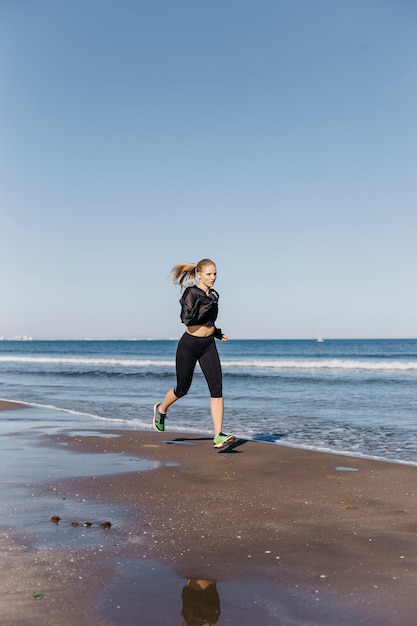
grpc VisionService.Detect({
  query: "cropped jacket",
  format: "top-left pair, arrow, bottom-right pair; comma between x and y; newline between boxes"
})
179,286 -> 223,339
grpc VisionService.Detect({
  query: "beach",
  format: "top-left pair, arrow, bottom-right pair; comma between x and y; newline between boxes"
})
2,338 -> 417,465
1,401 -> 417,625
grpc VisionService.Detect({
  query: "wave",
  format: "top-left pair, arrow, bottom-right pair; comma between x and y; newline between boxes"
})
0,356 -> 175,367
2,355 -> 417,372
0,397 -> 130,424
23,370 -> 175,379
224,359 -> 417,372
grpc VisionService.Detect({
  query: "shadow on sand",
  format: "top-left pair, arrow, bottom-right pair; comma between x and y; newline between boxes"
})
166,436 -> 249,453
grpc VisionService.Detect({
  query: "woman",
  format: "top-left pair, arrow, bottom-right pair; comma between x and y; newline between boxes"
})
153,258 -> 236,450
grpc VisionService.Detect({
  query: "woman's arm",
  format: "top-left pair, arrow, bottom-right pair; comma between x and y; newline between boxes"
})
180,289 -> 200,326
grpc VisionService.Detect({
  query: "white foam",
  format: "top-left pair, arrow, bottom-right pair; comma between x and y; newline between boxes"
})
271,439 -> 417,467
223,359 -> 417,371
0,398 -> 129,424
0,356 -> 174,367
2,355 -> 417,372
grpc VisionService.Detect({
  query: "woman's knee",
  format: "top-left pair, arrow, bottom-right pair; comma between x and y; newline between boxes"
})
173,386 -> 189,399
209,383 -> 223,397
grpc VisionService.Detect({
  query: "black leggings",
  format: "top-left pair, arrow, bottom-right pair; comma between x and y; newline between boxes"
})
174,332 -> 223,399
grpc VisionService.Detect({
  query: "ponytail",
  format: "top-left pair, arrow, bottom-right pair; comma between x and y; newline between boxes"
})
171,258 -> 215,289
171,263 -> 198,289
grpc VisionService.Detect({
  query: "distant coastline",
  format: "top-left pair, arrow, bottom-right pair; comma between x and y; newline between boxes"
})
1,336 -> 417,342
0,336 -> 33,341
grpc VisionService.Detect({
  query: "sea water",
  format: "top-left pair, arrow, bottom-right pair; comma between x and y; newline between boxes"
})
1,338 -> 416,464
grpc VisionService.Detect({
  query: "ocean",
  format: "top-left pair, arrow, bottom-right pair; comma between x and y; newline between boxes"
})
1,338 -> 417,465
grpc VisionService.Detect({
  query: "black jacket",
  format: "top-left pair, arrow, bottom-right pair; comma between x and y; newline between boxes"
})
180,286 -> 219,327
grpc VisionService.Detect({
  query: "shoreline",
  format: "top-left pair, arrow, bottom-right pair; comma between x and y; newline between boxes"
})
2,402 -> 417,623
1,397 -> 417,468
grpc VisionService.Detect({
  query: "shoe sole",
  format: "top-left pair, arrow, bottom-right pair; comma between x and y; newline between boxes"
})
153,403 -> 164,432
213,435 -> 237,450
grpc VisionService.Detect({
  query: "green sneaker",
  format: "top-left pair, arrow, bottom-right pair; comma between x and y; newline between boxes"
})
153,403 -> 166,432
213,432 -> 236,450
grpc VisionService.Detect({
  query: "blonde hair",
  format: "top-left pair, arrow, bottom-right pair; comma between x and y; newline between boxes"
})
171,258 -> 216,289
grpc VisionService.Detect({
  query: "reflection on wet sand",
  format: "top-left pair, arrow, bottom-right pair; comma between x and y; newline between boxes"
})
181,579 -> 220,626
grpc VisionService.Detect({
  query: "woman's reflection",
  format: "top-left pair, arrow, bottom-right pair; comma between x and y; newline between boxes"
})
181,578 -> 220,626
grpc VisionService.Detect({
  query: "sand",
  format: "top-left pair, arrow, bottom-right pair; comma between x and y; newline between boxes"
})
1,402 -> 417,625
0,399 -> 28,411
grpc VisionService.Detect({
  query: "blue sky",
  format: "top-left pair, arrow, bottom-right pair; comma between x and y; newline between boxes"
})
1,0 -> 416,339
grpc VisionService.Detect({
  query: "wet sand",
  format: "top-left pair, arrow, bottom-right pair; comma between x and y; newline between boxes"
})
1,402 -> 417,624
0,399 -> 28,411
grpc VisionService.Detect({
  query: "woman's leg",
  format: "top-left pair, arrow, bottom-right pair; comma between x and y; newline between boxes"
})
159,387 -> 179,414
160,333 -> 197,414
210,397 -> 224,436
199,339 -> 224,435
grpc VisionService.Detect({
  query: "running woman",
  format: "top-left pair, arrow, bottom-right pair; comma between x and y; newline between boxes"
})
153,258 -> 236,450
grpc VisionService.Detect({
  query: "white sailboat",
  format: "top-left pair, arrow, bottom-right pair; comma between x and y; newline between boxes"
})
317,333 -> 324,343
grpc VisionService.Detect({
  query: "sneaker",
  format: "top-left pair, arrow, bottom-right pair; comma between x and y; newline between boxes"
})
213,432 -> 236,450
153,403 -> 165,432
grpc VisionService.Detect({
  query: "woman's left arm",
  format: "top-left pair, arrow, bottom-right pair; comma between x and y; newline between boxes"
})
214,327 -> 228,342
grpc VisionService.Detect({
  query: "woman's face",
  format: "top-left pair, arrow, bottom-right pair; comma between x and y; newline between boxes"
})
198,264 -> 217,290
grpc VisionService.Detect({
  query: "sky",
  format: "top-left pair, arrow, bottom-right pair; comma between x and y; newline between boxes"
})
1,0 -> 416,340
